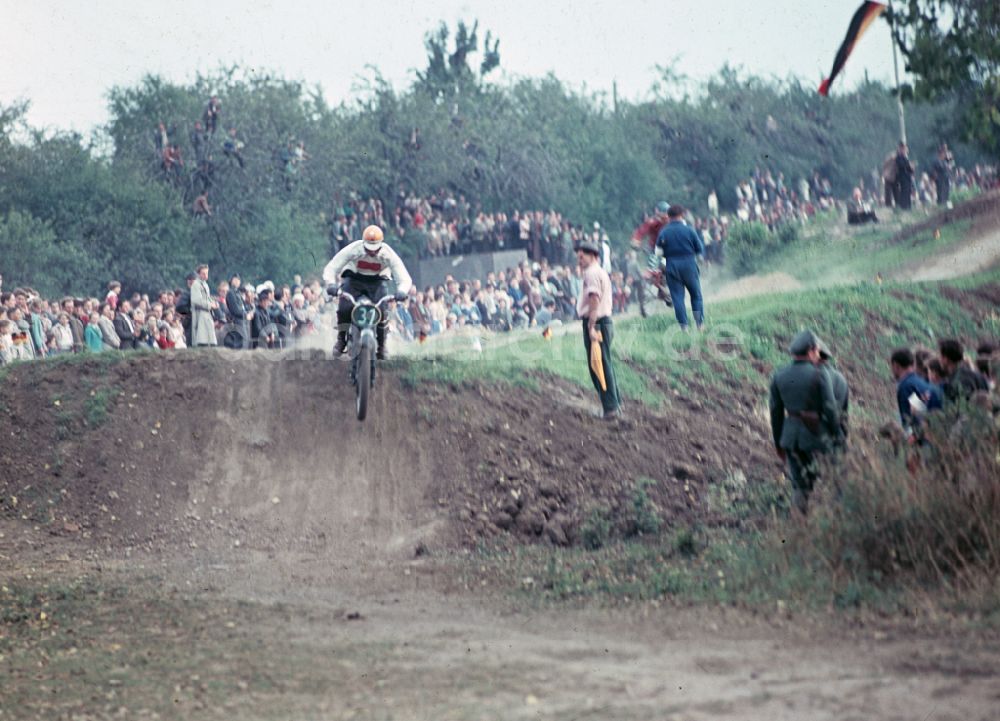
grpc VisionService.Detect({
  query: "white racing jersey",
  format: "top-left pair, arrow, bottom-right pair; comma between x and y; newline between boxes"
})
321,240 -> 413,295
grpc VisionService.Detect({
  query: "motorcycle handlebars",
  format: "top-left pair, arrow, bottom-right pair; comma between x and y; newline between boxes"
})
337,291 -> 404,309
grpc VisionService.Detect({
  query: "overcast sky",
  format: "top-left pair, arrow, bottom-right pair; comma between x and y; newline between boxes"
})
1,0 -> 902,133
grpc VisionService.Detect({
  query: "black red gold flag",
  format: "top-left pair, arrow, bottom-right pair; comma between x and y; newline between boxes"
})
818,1 -> 886,96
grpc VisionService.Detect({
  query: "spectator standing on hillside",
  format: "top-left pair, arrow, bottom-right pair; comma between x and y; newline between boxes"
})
52,313 -> 74,354
105,281 -> 121,311
769,330 -> 840,514
576,239 -> 621,420
881,152 -> 897,207
114,300 -> 137,350
251,289 -> 276,349
932,144 -> 954,207
0,320 -> 15,364
63,298 -> 85,352
894,142 -> 915,210
27,300 -> 46,359
890,348 -> 942,436
84,311 -> 104,352
600,232 -> 613,275
174,273 -> 196,347
190,264 -> 218,348
938,338 -> 988,404
656,205 -> 705,331
226,274 -> 249,349
213,281 -> 230,328
97,303 -> 120,351
818,339 -> 849,450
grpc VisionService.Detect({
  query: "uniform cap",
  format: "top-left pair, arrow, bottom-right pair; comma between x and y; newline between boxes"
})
788,329 -> 819,356
575,240 -> 600,257
817,337 -> 833,359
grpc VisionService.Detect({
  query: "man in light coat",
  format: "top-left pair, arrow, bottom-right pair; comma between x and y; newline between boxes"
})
190,264 -> 219,347
97,302 -> 121,350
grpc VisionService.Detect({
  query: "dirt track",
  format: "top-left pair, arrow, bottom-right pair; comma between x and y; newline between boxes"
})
4,200 -> 1000,719
898,190 -> 1000,282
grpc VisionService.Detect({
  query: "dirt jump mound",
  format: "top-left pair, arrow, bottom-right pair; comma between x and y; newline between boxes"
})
1,353 -> 453,558
0,352 -> 776,557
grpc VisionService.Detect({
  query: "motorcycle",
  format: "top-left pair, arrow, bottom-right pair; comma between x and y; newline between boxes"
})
328,285 -> 407,421
634,251 -> 673,318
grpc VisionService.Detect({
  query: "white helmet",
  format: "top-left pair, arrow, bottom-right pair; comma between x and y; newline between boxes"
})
362,225 -> 384,252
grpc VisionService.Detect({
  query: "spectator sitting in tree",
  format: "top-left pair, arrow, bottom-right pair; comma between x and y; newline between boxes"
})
190,121 -> 207,164
155,121 -> 169,151
223,127 -> 245,168
193,192 -> 213,217
203,96 -> 221,135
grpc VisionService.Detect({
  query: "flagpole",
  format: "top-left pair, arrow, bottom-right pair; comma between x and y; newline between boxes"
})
888,0 -> 908,144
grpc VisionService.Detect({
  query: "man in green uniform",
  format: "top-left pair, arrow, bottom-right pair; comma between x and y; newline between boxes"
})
769,330 -> 840,514
817,338 -> 849,451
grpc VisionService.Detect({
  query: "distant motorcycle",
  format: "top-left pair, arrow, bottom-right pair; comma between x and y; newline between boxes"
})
328,285 -> 406,421
637,252 -> 673,318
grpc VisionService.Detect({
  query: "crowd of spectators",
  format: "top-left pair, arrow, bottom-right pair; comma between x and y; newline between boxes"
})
890,338 -> 998,445
327,188 -> 604,268
0,271 -> 331,363
0,252 -> 658,363
323,164 -> 842,274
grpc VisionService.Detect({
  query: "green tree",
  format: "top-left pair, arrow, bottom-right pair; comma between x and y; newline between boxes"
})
0,210 -> 79,296
415,20 -> 500,98
890,0 -> 1000,155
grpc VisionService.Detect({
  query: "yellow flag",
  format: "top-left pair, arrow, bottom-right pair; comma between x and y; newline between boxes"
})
589,331 -> 606,391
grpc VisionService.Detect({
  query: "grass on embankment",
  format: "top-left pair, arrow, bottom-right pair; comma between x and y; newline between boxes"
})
404,269 -> 999,419
406,268 -> 1000,621
770,216 -> 973,286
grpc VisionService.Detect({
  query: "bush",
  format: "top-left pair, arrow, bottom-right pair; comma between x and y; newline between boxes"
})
579,507 -> 613,550
776,220 -> 799,246
623,478 -> 662,538
576,478 -> 664,549
724,222 -> 781,276
783,407 -> 1000,608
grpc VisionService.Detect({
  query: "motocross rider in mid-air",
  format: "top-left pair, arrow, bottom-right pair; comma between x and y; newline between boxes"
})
322,225 -> 413,360
631,200 -> 673,311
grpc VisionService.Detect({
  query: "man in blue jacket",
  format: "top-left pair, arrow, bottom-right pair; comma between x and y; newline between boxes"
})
890,347 -> 942,436
656,205 -> 705,330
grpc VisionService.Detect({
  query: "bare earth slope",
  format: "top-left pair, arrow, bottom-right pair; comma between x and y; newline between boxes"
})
1,351 -> 774,555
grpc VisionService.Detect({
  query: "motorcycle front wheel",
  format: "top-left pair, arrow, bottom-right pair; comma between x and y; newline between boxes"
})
355,344 -> 372,421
